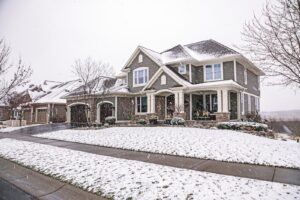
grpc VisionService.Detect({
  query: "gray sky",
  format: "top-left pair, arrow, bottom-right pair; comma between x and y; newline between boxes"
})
0,0 -> 299,111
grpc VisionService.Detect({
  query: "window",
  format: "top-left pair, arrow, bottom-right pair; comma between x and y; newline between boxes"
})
133,67 -> 148,86
136,96 -> 147,113
138,54 -> 143,63
178,64 -> 186,74
244,68 -> 248,85
204,94 -> 218,112
161,75 -> 166,85
205,64 -> 222,81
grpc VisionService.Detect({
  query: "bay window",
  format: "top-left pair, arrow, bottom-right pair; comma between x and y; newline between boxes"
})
204,64 -> 222,81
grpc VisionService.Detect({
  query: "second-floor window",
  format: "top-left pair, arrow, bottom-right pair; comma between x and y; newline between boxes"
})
133,67 -> 148,87
204,64 -> 222,81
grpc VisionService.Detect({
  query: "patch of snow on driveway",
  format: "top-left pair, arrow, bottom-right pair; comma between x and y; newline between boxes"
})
0,138 -> 299,200
35,127 -> 300,169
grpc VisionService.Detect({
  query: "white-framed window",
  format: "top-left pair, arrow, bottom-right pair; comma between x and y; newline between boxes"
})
178,64 -> 186,74
161,74 -> 166,85
244,68 -> 248,85
133,67 -> 149,87
248,95 -> 251,112
241,93 -> 245,115
136,96 -> 147,113
204,63 -> 222,81
138,54 -> 143,63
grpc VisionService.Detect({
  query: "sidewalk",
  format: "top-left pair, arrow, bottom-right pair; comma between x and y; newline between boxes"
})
0,158 -> 106,200
1,131 -> 300,186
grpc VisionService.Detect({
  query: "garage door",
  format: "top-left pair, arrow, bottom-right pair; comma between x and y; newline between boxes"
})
23,110 -> 31,124
37,109 -> 47,123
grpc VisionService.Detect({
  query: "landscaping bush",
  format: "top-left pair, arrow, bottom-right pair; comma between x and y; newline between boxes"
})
137,119 -> 147,125
105,116 -> 116,125
217,121 -> 268,132
170,117 -> 185,125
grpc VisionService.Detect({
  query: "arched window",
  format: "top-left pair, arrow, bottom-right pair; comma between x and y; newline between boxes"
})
161,74 -> 166,85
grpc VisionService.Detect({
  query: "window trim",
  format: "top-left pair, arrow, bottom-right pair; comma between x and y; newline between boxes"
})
204,63 -> 223,82
138,54 -> 143,63
161,74 -> 166,85
133,67 -> 149,87
178,64 -> 187,74
135,96 -> 148,115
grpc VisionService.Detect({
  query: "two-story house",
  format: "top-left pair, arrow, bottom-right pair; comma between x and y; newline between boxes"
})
65,39 -> 264,124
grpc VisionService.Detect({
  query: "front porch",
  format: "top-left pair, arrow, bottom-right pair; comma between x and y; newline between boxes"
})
146,88 -> 241,122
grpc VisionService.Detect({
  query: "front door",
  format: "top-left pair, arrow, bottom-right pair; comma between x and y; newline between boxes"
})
229,92 -> 238,120
100,103 -> 113,123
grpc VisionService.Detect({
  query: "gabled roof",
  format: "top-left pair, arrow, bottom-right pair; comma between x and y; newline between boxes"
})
142,65 -> 192,91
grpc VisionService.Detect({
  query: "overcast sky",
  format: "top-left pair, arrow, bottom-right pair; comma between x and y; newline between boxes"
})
0,0 -> 299,111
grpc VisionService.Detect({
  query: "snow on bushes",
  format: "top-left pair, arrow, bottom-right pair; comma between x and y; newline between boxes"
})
170,117 -> 185,125
105,116 -> 116,125
217,121 -> 268,131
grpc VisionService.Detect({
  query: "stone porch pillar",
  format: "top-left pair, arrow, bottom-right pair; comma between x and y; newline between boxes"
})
215,89 -> 230,122
174,91 -> 184,113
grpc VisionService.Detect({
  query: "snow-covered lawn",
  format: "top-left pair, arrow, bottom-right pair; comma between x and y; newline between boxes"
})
35,127 -> 300,169
0,124 -> 41,133
0,138 -> 299,200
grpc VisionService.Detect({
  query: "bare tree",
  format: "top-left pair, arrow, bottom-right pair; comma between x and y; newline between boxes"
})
240,0 -> 300,88
0,39 -> 32,102
72,57 -> 115,124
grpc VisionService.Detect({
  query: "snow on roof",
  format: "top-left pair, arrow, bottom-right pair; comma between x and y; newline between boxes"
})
130,40 -> 240,67
34,80 -> 82,104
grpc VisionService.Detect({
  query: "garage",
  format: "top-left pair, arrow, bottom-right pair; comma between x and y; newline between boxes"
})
23,109 -> 31,124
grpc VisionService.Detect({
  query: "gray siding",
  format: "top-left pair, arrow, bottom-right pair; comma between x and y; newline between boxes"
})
236,62 -> 260,96
223,61 -> 234,80
150,73 -> 180,90
127,51 -> 160,93
192,65 -> 203,84
168,63 -> 190,81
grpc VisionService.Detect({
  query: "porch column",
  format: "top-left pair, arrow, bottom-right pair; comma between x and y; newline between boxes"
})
115,96 -> 118,122
222,89 -> 229,112
66,106 -> 71,123
174,92 -> 179,111
178,91 -> 184,113
150,94 -> 156,113
96,104 -> 100,123
189,93 -> 192,120
147,93 -> 151,113
217,90 -> 222,112
47,103 -> 50,124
